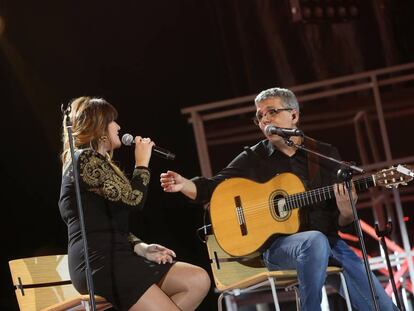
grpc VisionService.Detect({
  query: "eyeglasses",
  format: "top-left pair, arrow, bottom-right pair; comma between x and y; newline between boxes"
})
253,108 -> 292,125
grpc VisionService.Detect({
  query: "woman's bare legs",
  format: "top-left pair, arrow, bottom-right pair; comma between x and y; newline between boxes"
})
159,262 -> 211,311
128,261 -> 210,311
129,284 -> 180,311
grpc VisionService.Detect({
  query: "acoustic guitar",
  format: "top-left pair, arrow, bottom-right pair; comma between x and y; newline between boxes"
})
209,165 -> 414,257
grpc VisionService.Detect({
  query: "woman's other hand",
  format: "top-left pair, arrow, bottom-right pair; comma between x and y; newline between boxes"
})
135,243 -> 176,264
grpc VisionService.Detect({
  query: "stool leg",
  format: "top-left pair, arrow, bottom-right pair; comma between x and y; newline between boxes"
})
217,293 -> 225,311
268,277 -> 281,311
82,300 -> 91,311
292,286 -> 300,311
224,295 -> 238,311
321,285 -> 330,311
339,272 -> 352,310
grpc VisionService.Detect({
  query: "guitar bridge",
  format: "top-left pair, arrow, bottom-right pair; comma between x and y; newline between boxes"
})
234,196 -> 247,236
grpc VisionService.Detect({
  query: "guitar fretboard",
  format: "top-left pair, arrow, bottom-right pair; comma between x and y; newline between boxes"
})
283,175 -> 375,211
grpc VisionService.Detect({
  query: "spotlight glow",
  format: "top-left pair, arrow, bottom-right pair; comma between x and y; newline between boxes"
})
0,16 -> 5,36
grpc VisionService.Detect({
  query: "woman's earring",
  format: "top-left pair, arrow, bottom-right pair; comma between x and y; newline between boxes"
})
99,135 -> 108,142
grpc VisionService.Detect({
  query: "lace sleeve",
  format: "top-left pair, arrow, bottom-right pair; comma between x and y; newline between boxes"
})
130,166 -> 151,210
78,150 -> 144,206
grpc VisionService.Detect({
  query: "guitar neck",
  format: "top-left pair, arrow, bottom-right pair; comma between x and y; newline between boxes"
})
285,175 -> 375,210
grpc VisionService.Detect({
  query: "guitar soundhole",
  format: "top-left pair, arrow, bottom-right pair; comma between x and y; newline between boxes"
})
270,191 -> 291,221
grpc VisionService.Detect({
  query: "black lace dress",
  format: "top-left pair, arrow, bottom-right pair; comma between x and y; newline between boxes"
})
59,149 -> 173,310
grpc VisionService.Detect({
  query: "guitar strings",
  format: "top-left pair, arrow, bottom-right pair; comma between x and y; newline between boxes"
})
234,185 -> 336,217
231,176 -> 372,218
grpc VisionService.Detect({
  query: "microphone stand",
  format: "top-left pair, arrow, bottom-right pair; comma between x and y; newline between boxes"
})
282,135 -> 380,311
62,104 -> 97,311
375,221 -> 404,310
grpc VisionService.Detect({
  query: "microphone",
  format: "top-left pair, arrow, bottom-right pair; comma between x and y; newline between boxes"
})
264,125 -> 304,137
121,134 -> 176,160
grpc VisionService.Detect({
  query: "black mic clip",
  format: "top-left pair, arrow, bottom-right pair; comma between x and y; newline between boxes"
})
61,102 -> 73,126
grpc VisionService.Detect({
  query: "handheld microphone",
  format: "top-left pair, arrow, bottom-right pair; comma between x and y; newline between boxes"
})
121,134 -> 176,160
264,125 -> 304,137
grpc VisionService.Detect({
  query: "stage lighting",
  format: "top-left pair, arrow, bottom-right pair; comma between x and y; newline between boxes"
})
289,0 -> 360,23
0,16 -> 5,36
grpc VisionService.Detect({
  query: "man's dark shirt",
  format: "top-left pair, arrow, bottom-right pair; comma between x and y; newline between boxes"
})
192,138 -> 346,236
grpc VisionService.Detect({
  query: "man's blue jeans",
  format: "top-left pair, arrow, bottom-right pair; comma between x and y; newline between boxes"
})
263,231 -> 398,311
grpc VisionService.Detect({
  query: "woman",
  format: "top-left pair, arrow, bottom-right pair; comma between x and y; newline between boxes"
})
59,97 -> 210,311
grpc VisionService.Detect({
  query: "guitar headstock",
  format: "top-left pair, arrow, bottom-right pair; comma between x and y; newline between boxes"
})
374,164 -> 414,189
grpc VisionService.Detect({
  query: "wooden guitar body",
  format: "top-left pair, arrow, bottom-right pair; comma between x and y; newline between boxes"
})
210,173 -> 305,257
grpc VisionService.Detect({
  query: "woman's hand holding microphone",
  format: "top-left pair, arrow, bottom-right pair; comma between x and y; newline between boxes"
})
134,136 -> 154,167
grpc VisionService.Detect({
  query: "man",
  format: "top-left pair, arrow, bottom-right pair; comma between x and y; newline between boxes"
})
160,88 -> 398,310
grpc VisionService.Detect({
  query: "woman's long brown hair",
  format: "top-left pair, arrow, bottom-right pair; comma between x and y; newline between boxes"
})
61,96 -> 118,165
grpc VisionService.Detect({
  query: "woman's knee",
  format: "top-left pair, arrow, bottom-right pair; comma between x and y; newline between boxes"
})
188,266 -> 211,295
166,262 -> 211,295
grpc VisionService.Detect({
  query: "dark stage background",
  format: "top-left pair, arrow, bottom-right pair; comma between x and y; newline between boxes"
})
1,1 -> 414,310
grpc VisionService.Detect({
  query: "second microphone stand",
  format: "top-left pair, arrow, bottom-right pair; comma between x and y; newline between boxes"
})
375,221 -> 404,310
282,136 -> 380,311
